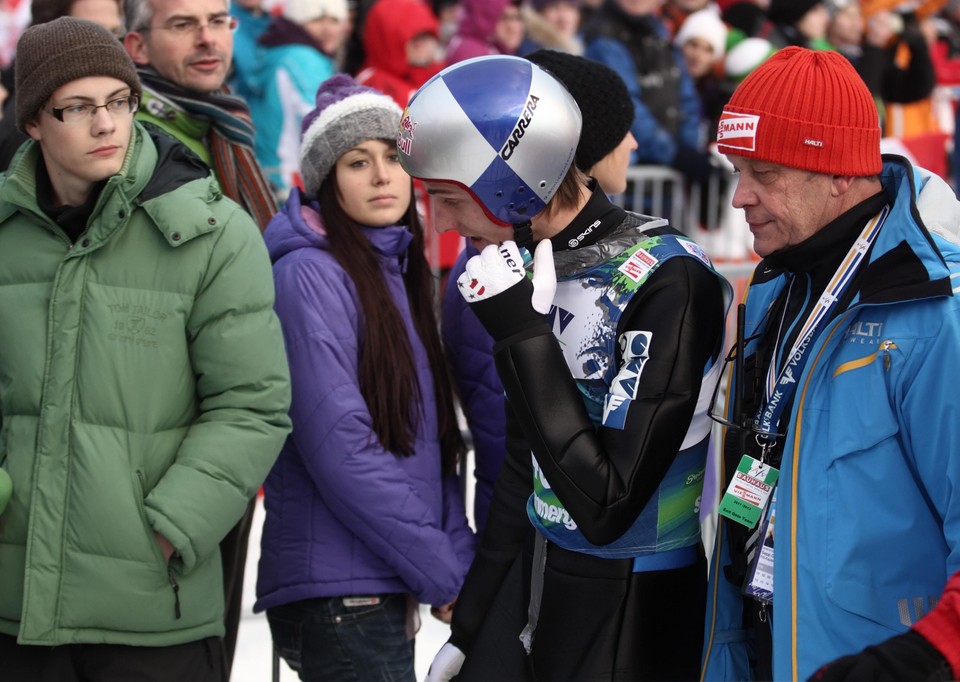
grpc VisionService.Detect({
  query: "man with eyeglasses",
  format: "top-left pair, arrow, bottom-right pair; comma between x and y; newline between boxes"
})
123,0 -> 280,672
123,0 -> 277,230
0,18 -> 291,682
0,0 -> 126,171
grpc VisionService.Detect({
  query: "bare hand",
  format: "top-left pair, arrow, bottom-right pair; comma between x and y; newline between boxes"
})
154,532 -> 175,563
431,600 -> 456,624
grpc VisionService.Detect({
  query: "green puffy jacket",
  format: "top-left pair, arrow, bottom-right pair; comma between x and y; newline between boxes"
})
0,123 -> 291,646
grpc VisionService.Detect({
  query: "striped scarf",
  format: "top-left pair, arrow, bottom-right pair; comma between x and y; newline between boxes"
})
137,66 -> 277,231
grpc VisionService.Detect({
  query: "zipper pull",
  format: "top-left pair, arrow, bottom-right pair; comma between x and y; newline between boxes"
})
880,341 -> 897,371
167,566 -> 181,620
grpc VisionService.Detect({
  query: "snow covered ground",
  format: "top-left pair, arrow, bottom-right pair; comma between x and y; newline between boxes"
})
232,495 -> 464,682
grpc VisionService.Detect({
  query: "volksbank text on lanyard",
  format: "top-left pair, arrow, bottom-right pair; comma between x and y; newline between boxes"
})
718,206 -> 888,529
755,205 -> 890,443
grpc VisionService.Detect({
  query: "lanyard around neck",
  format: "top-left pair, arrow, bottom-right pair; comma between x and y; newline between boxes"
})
754,204 -> 890,442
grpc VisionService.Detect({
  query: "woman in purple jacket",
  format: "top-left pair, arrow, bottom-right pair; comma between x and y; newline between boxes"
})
255,74 -> 475,682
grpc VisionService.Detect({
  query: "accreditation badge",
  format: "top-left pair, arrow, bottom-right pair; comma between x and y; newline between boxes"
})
718,455 -> 779,529
743,490 -> 777,604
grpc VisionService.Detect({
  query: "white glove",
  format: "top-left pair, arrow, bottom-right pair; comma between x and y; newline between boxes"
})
456,239 -> 556,314
424,642 -> 465,682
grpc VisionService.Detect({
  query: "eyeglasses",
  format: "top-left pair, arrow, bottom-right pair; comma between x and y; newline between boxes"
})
706,303 -> 785,443
47,95 -> 140,124
143,14 -> 238,37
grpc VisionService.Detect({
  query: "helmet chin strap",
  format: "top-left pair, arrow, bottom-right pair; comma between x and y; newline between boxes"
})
512,221 -> 534,249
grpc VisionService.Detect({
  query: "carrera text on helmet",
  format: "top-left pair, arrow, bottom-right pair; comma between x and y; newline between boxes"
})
500,94 -> 540,161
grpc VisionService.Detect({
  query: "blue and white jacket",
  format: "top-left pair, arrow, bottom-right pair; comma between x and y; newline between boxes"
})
246,40 -> 336,200
701,157 -> 960,681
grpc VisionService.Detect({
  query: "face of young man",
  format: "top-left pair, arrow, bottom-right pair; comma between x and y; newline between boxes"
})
422,180 -> 512,251
124,0 -> 233,94
727,155 -> 838,258
25,76 -> 135,206
334,140 -> 412,227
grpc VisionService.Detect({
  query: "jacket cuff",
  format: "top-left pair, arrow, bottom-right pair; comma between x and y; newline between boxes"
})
914,586 -> 960,677
469,277 -> 547,342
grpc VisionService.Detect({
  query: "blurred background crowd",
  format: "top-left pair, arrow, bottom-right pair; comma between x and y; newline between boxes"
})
1,0 -> 959,264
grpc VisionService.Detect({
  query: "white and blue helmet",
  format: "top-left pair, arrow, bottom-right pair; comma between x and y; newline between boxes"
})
398,55 -> 582,226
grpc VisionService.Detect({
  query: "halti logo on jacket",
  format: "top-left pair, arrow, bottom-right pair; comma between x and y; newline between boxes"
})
500,94 -> 540,161
845,320 -> 884,344
717,112 -> 760,152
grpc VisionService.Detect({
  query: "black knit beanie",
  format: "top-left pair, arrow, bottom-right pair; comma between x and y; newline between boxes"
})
15,17 -> 142,133
526,49 -> 635,173
767,0 -> 823,27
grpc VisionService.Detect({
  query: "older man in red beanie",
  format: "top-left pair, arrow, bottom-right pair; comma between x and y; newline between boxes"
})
701,46 -> 960,682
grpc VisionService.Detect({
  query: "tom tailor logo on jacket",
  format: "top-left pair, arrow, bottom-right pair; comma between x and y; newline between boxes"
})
106,303 -> 171,349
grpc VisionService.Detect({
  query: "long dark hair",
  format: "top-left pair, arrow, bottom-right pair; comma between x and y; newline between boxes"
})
318,165 -> 464,476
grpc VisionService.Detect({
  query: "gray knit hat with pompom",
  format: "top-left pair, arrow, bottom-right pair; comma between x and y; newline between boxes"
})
299,74 -> 402,197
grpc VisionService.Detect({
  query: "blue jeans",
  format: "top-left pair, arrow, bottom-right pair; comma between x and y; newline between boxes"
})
267,593 -> 415,682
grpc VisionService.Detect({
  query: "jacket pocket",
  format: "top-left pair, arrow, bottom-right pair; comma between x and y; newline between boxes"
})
133,470 -> 168,571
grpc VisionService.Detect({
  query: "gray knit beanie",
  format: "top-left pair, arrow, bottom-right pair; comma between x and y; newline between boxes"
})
299,74 -> 402,197
15,17 -> 142,133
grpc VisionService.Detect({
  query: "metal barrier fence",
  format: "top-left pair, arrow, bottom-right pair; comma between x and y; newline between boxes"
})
611,165 -> 758,263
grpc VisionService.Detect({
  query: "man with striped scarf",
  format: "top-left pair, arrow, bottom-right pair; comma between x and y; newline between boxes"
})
123,0 -> 277,232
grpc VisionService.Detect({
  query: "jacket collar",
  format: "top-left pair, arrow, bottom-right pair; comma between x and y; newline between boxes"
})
753,156 -> 955,306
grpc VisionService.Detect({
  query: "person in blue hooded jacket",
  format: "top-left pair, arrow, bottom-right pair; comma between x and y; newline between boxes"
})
702,46 -> 960,682
246,0 -> 348,200
255,75 -> 475,681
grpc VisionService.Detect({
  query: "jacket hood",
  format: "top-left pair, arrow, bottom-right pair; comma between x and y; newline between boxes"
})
750,155 -> 957,308
139,126 -> 214,202
263,188 -> 329,262
263,187 -> 414,264
362,0 -> 440,79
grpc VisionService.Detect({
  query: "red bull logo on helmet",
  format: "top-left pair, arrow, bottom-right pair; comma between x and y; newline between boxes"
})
398,110 -> 417,156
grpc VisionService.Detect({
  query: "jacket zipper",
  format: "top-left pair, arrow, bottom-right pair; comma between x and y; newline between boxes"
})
168,565 -> 181,620
880,340 -> 897,370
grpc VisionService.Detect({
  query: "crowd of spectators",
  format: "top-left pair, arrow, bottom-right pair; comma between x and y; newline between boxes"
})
3,0 -> 959,223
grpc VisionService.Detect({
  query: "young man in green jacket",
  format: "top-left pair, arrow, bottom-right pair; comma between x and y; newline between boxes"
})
0,18 -> 291,681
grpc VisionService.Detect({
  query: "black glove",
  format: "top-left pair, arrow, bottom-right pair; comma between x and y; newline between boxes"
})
806,630 -> 952,682
671,144 -> 716,185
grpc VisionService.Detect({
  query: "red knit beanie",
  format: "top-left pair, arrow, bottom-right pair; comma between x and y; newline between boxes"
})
716,46 -> 882,176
